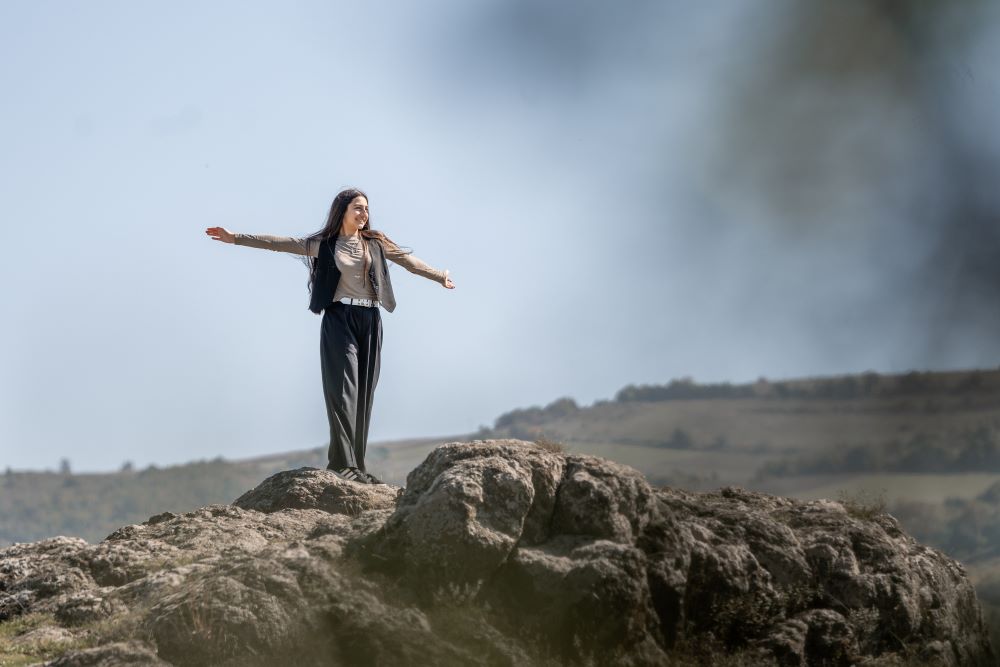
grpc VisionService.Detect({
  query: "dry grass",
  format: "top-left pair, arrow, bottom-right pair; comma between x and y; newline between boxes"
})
837,487 -> 888,521
532,437 -> 567,454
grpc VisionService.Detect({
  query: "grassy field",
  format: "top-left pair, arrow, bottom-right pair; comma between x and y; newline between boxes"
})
541,395 -> 1000,456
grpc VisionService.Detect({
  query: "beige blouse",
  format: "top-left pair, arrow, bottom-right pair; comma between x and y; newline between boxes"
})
232,233 -> 450,297
331,234 -> 375,300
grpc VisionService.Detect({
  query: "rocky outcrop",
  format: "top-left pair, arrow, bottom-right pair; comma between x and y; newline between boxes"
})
232,466 -> 400,515
0,441 -> 994,666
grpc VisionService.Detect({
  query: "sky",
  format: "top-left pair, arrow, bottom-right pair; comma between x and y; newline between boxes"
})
2,1 -> 1000,472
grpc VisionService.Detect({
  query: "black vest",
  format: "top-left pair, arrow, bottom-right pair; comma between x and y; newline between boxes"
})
308,236 -> 396,313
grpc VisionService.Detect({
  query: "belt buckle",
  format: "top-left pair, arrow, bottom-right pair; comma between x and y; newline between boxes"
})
341,297 -> 376,307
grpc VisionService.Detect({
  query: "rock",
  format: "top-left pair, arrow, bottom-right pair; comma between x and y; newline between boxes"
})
364,440 -> 566,593
44,641 -> 170,666
55,592 -> 125,626
142,538 -> 343,666
654,485 -> 993,666
144,512 -> 178,525
0,503 -> 355,622
760,616 -> 809,666
363,442 -> 995,665
491,537 -> 666,662
233,467 -> 400,515
142,535 -> 518,667
80,539 -> 182,587
0,537 -> 95,620
550,455 -> 657,543
798,609 -> 857,664
398,440 -> 566,544
10,625 -> 78,649
0,590 -> 34,621
0,440 -> 994,666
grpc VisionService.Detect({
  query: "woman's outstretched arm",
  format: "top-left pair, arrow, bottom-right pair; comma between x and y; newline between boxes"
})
205,227 -> 319,257
381,242 -> 455,289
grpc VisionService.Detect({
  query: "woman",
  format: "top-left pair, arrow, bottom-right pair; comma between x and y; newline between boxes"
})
205,187 -> 455,484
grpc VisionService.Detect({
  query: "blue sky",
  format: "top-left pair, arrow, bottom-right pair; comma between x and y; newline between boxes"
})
3,1 -> 1000,472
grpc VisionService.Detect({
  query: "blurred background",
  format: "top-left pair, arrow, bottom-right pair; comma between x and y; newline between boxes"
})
6,1 -> 1000,629
2,0 -> 998,474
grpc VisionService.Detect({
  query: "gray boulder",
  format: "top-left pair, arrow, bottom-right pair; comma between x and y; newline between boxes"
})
0,439 -> 992,666
233,466 -> 400,515
361,441 -> 995,665
45,641 -> 171,666
365,442 -> 566,592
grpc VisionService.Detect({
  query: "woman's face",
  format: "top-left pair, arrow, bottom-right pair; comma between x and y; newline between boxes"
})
343,195 -> 369,230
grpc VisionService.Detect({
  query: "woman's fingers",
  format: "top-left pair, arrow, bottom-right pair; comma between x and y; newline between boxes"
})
205,227 -> 233,243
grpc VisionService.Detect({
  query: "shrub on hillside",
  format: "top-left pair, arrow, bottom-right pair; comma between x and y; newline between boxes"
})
615,378 -> 753,402
661,428 -> 694,450
613,369 -> 999,404
493,397 -> 579,432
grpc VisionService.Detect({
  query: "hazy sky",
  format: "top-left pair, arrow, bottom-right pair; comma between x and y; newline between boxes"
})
3,1 -> 999,472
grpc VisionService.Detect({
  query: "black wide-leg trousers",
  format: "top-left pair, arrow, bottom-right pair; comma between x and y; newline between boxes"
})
320,302 -> 382,472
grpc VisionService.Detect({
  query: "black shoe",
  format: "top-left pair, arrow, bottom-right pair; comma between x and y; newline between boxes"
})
360,470 -> 383,484
331,466 -> 369,483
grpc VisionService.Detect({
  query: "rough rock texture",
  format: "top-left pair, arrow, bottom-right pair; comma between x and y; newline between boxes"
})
46,641 -> 170,666
0,440 -> 994,666
233,466 -> 400,515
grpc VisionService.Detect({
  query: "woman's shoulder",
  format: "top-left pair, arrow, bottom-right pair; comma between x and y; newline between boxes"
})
364,230 -> 397,251
364,229 -> 390,242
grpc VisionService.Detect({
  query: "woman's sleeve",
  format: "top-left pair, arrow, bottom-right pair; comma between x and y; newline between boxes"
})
233,234 -> 319,257
381,242 -> 449,285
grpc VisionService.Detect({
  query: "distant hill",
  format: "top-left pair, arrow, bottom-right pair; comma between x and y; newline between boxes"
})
481,367 -> 1000,488
5,366 -> 1000,549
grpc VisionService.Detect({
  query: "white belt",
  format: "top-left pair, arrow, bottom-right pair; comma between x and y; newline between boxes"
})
338,297 -> 380,308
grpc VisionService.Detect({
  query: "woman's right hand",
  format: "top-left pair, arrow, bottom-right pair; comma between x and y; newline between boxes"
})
205,227 -> 235,244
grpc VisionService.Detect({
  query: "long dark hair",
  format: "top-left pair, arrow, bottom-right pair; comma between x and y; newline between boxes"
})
305,188 -> 408,295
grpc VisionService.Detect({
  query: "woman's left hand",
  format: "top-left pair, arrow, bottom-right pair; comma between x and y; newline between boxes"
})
443,277 -> 456,289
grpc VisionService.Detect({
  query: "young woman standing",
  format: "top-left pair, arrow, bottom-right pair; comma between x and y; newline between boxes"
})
205,188 -> 455,484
